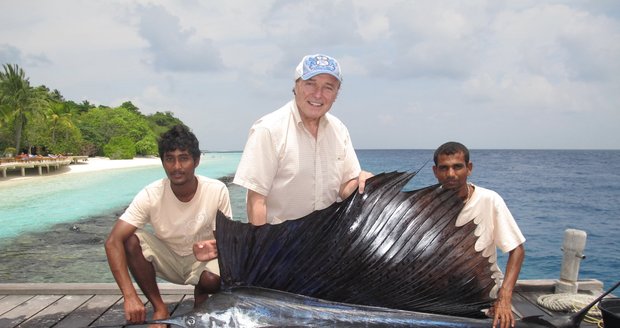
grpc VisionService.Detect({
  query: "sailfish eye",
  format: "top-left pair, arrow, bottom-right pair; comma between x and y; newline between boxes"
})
185,316 -> 197,326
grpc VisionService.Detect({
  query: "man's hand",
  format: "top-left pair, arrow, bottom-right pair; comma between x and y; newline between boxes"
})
123,293 -> 146,324
339,170 -> 374,199
150,307 -> 170,328
357,170 -> 374,194
493,245 -> 523,328
491,291 -> 515,328
193,239 -> 218,261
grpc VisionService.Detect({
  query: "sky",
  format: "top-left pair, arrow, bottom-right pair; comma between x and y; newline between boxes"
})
1,0 -> 619,151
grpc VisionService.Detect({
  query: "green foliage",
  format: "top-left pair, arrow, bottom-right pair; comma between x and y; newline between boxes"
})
0,123 -> 13,151
46,126 -> 83,155
77,106 -> 155,156
0,64 -> 49,151
147,111 -> 183,137
103,136 -> 136,159
119,101 -> 141,115
0,62 -> 188,158
3,146 -> 16,157
14,90 -> 84,155
135,134 -> 158,156
65,100 -> 95,114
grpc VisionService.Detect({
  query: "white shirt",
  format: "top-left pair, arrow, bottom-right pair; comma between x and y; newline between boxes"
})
234,100 -> 361,223
120,175 -> 232,256
456,184 -> 526,296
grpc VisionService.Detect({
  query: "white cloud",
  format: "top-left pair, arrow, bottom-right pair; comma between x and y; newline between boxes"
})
135,4 -> 223,72
0,0 -> 618,149
0,44 -> 51,67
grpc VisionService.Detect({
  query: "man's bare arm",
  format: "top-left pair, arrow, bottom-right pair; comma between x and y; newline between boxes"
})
104,220 -> 145,323
247,189 -> 267,225
493,244 -> 525,328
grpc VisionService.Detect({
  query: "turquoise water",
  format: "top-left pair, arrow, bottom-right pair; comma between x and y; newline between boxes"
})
0,149 -> 618,289
0,153 -> 242,239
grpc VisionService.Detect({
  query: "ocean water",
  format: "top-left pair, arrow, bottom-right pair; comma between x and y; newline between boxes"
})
0,149 -> 618,289
0,153 -> 242,239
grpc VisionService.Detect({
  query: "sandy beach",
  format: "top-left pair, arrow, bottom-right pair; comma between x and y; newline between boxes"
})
64,156 -> 161,174
0,156 -> 161,185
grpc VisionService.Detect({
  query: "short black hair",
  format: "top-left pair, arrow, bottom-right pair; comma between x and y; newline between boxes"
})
433,141 -> 470,165
158,125 -> 201,161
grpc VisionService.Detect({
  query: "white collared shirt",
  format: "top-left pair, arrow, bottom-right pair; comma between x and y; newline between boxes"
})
234,100 -> 361,223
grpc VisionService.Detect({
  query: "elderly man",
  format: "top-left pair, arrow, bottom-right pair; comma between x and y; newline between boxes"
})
234,53 -> 372,225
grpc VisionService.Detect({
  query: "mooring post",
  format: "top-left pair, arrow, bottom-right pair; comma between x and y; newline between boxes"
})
554,228 -> 587,294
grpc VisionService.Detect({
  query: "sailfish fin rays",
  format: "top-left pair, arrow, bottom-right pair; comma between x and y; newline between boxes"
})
216,171 -> 495,318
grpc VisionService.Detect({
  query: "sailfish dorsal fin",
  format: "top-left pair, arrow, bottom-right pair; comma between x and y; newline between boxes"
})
216,171 -> 495,318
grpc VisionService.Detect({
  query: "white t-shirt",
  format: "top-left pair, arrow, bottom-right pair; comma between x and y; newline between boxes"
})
456,184 -> 526,296
234,100 -> 361,223
120,175 -> 232,256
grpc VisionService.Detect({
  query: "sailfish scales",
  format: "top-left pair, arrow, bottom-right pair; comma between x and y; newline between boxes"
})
216,171 -> 495,318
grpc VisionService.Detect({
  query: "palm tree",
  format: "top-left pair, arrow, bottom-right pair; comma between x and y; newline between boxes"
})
0,64 -> 48,152
47,100 -> 76,144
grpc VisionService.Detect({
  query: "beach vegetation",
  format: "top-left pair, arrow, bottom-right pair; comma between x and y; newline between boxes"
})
3,146 -> 16,157
0,64 -> 49,153
119,101 -> 141,114
22,88 -> 85,155
78,106 -> 159,157
146,111 -> 184,136
135,135 -> 158,156
104,136 -> 136,159
0,63 -> 187,159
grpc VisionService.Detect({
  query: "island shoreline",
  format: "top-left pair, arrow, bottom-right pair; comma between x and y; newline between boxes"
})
0,156 -> 162,186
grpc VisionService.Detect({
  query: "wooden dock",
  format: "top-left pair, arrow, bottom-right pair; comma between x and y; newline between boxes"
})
0,157 -> 78,178
0,279 -> 608,327
0,283 -> 194,328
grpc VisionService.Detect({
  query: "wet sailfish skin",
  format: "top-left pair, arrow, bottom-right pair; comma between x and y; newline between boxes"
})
125,283 -> 618,328
144,286 -> 494,327
101,172 -> 616,327
217,171 -> 494,317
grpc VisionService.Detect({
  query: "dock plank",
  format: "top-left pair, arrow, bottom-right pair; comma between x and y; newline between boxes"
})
0,295 -> 33,316
0,280 -> 610,328
0,295 -> 62,327
513,291 -> 550,318
53,295 -> 121,328
88,298 -> 127,328
88,295 -> 148,328
17,294 -> 91,328
54,295 -> 121,328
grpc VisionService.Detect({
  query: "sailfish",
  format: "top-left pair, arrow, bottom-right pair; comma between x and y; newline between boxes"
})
101,172 -> 614,327
216,171 -> 494,317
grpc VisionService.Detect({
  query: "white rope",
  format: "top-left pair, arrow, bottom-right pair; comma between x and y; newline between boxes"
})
537,293 -> 602,318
